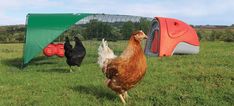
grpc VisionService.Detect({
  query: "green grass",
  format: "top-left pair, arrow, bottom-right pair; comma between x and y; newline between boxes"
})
0,41 -> 233,106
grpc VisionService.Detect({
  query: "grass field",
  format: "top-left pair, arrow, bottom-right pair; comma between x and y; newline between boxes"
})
0,41 -> 233,106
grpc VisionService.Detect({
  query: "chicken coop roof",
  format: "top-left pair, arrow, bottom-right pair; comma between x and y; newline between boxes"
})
22,13 -> 152,66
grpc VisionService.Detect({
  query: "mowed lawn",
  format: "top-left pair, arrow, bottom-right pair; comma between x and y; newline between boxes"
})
0,41 -> 233,106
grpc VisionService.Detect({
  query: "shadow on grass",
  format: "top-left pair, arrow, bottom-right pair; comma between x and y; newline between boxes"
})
71,85 -> 116,101
2,55 -> 92,73
2,57 -> 23,69
2,56 -> 57,69
36,68 -> 71,73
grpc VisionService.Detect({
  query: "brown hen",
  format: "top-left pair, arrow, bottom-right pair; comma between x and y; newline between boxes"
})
98,30 -> 148,104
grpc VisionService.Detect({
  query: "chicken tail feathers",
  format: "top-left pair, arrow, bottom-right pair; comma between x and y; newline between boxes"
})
98,39 -> 117,69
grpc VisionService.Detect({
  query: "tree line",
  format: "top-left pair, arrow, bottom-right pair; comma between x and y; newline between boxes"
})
0,18 -> 151,43
0,25 -> 25,43
197,29 -> 234,42
0,19 -> 234,43
61,18 -> 151,41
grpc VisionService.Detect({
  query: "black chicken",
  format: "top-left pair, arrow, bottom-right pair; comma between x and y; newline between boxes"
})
64,36 -> 86,72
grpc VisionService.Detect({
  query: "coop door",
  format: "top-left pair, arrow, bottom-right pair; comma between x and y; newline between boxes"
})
151,21 -> 160,54
144,19 -> 160,56
151,28 -> 160,53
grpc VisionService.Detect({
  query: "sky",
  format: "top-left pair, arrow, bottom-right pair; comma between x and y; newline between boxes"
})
0,0 -> 234,25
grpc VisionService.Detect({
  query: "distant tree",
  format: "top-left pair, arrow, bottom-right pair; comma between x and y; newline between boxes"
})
83,20 -> 116,40
208,30 -> 223,41
5,26 -> 16,42
13,32 -> 24,42
0,31 -> 8,42
220,29 -> 234,42
111,26 -> 121,40
196,30 -> 202,41
120,21 -> 134,40
136,18 -> 151,33
97,23 -> 114,40
84,19 -> 100,40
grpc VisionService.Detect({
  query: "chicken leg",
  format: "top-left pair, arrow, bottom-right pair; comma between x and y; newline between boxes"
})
118,94 -> 126,104
123,91 -> 130,100
104,79 -> 111,85
69,66 -> 73,73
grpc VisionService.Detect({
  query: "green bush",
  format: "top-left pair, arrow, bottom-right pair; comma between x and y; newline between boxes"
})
196,29 -> 213,41
196,30 -> 202,41
220,29 -> 234,42
207,30 -> 223,41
